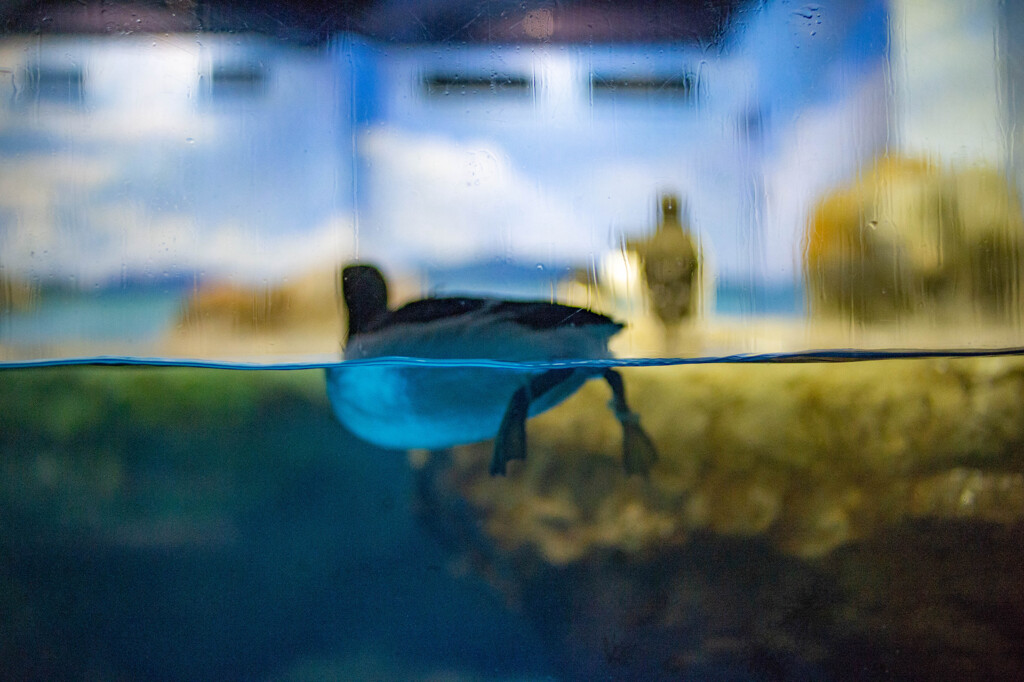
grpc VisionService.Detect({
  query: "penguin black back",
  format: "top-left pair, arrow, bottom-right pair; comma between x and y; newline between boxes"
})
342,263 -> 623,340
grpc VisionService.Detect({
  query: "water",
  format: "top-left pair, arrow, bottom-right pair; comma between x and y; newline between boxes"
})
0,363 -> 555,681
3,351 -> 1024,680
6,346 -> 1024,370
3,1 -> 1024,678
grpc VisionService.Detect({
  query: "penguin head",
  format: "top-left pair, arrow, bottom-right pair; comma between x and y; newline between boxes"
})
342,264 -> 389,339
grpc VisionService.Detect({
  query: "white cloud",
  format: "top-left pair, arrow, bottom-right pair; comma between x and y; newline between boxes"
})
891,0 -> 1005,164
1,35 -> 215,144
194,214 -> 355,282
357,128 -> 588,265
356,127 -> 710,267
762,67 -> 890,280
0,34 -> 350,286
0,191 -> 354,284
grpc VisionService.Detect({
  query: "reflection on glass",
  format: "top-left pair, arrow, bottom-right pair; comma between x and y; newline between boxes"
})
3,2 -> 1024,682
0,32 -> 348,360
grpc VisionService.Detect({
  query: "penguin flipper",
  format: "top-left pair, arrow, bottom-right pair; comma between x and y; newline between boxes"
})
490,369 -> 576,476
492,386 -> 529,476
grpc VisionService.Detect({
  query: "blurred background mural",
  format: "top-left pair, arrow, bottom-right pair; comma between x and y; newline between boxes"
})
4,3 -> 1024,681
0,0 -> 1021,360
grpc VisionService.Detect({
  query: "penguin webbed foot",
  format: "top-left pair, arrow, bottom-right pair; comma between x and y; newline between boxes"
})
620,413 -> 658,476
603,368 -> 658,476
491,369 -> 575,476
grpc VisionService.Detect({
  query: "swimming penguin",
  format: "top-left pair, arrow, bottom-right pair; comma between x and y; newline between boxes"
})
324,264 -> 658,476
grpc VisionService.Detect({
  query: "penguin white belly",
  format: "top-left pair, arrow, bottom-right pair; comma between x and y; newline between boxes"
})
325,364 -> 588,450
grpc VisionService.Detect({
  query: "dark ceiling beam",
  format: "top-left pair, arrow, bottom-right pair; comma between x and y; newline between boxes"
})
0,0 -> 750,45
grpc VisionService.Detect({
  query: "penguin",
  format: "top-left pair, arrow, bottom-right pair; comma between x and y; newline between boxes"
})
325,264 -> 657,475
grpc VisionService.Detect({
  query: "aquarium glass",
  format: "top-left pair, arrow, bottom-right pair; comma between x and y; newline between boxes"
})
2,1 -> 1024,681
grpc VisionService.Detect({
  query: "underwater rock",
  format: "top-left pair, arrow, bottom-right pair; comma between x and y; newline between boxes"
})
909,468 -> 1024,523
0,367 -> 329,550
416,357 -> 1024,680
430,357 -> 1024,560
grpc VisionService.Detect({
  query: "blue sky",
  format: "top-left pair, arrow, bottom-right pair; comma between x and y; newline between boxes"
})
0,0 -> 892,291
0,34 -> 351,285
351,0 -> 889,282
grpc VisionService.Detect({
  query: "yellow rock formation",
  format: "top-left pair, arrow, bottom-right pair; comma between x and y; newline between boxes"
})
804,156 -> 1024,322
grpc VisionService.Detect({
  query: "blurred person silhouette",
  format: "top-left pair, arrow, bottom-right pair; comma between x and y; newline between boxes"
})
629,192 -> 700,330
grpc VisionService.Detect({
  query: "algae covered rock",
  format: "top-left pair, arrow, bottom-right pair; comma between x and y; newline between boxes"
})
415,357 -> 1024,680
427,358 -> 1024,560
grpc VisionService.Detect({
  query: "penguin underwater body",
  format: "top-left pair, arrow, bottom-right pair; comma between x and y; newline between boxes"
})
325,264 -> 657,475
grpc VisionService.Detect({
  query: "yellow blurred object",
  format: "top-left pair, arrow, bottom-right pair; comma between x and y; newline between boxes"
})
804,156 -> 1024,322
180,282 -> 292,330
0,271 -> 37,313
178,269 -> 343,332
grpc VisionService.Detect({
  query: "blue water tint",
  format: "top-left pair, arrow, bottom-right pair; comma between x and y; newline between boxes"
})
5,346 -> 1024,371
0,369 -> 555,680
